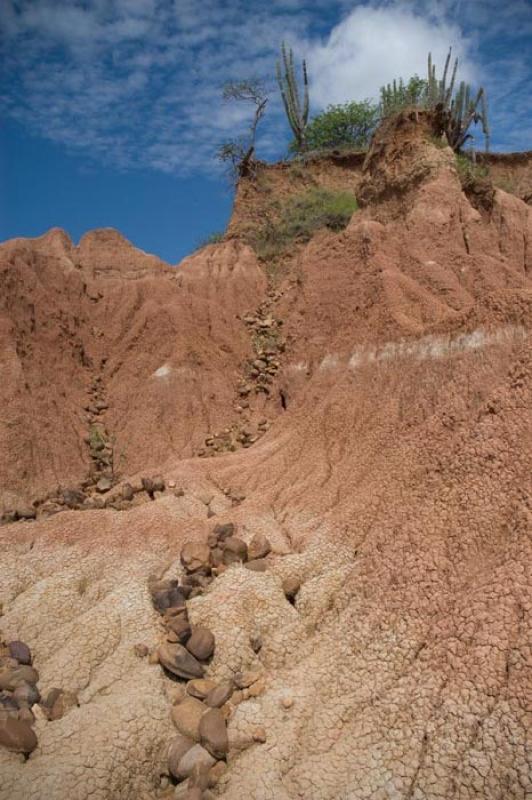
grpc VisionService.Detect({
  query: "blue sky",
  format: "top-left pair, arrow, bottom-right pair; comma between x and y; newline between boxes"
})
1,0 -> 531,263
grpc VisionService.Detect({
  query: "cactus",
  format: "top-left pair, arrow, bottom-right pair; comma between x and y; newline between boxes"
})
276,42 -> 309,151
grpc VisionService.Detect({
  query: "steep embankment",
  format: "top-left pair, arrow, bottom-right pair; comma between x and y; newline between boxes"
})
0,111 -> 531,800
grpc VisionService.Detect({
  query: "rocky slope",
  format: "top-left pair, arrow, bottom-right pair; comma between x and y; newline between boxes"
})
0,111 -> 531,800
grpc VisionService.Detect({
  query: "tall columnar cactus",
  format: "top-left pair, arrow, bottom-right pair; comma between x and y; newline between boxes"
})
427,48 -> 489,152
276,42 -> 309,151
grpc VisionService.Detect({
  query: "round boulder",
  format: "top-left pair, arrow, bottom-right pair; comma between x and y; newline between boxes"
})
247,533 -> 271,561
167,733 -> 195,780
7,641 -> 32,666
205,681 -> 233,709
186,627 -> 215,661
13,682 -> 40,707
175,743 -> 216,781
0,666 -> 39,692
186,679 -> 217,700
0,716 -> 38,754
181,542 -> 211,574
223,537 -> 248,565
158,643 -> 204,680
199,707 -> 228,758
171,696 -> 206,741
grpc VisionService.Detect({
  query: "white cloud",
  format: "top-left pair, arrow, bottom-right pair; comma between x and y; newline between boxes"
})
306,4 -> 475,108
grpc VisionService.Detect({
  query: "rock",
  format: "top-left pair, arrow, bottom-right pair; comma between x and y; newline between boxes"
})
248,533 -> 271,561
181,542 -> 211,574
186,627 -> 215,661
0,716 -> 37,754
234,670 -> 262,689
282,577 -> 301,601
49,690 -> 78,721
208,760 -> 227,787
141,477 -> 154,495
16,507 -> 36,520
281,695 -> 294,709
175,743 -> 216,781
150,580 -> 186,613
247,677 -> 266,698
0,692 -> 19,715
245,559 -> 268,573
198,493 -> 214,506
0,666 -> 39,692
152,475 -> 165,492
18,707 -> 35,725
159,643 -> 204,680
7,641 -> 32,666
212,522 -> 235,541
209,547 -> 224,567
133,643 -> 149,658
223,537 -> 248,565
96,477 -> 112,493
199,707 -> 228,758
205,681 -> 233,709
13,682 -> 40,707
167,615 -> 192,644
171,696 -> 206,741
252,726 -> 267,743
62,488 -> 85,509
121,483 -> 135,501
175,487 -> 185,497
167,733 -> 195,780
41,687 -> 62,709
186,679 -> 217,700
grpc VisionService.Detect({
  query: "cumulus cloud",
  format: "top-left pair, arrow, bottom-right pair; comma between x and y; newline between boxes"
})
306,5 -> 475,108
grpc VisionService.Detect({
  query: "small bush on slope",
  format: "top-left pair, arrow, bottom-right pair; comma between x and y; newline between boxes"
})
248,188 -> 358,261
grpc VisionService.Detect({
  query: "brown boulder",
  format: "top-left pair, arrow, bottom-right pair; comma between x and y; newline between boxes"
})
0,666 -> 39,692
245,559 -> 268,572
166,615 -> 192,644
7,641 -> 32,665
0,716 -> 38,754
205,681 -> 233,708
167,733 -> 195,780
181,542 -> 211,574
175,743 -> 216,781
186,627 -> 215,661
247,533 -> 271,560
199,707 -> 228,758
186,679 -> 217,700
171,696 -> 206,741
48,690 -> 78,721
223,537 -> 248,565
159,643 -> 204,680
212,522 -> 235,542
282,577 -> 301,601
13,682 -> 40,707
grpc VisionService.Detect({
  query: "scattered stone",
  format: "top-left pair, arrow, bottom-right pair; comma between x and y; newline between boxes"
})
13,682 -> 40,707
186,627 -> 215,661
208,760 -> 227,787
16,507 -> 36,521
209,547 -> 224,567
41,688 -> 62,709
199,707 -> 228,758
198,493 -> 214,506
133,643 -> 149,658
245,559 -> 268,573
167,733 -> 195,780
247,676 -> 266,698
205,681 -> 233,709
175,743 -> 216,781
148,649 -> 160,665
62,488 -> 85,509
150,581 -> 187,613
0,716 -> 38,754
96,477 -> 112,494
121,483 -> 135,502
234,670 -> 262,690
250,635 -> 262,653
223,537 -> 248,565
206,507 -> 216,519
141,477 -> 154,495
281,696 -> 294,709
175,488 -> 185,497
166,616 -> 192,644
48,690 -> 78,721
252,726 -> 267,743
181,542 -> 211,574
159,643 -> 205,680
168,480 -> 176,489
152,475 -> 165,492
186,679 -> 216,701
0,666 -> 39,692
212,523 -> 235,541
171,696 -> 206,741
248,533 -> 271,561
7,641 -> 32,666
282,577 -> 301,602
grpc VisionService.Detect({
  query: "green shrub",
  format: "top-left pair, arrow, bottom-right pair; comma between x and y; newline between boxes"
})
249,188 -> 358,261
290,100 -> 379,153
454,153 -> 489,183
